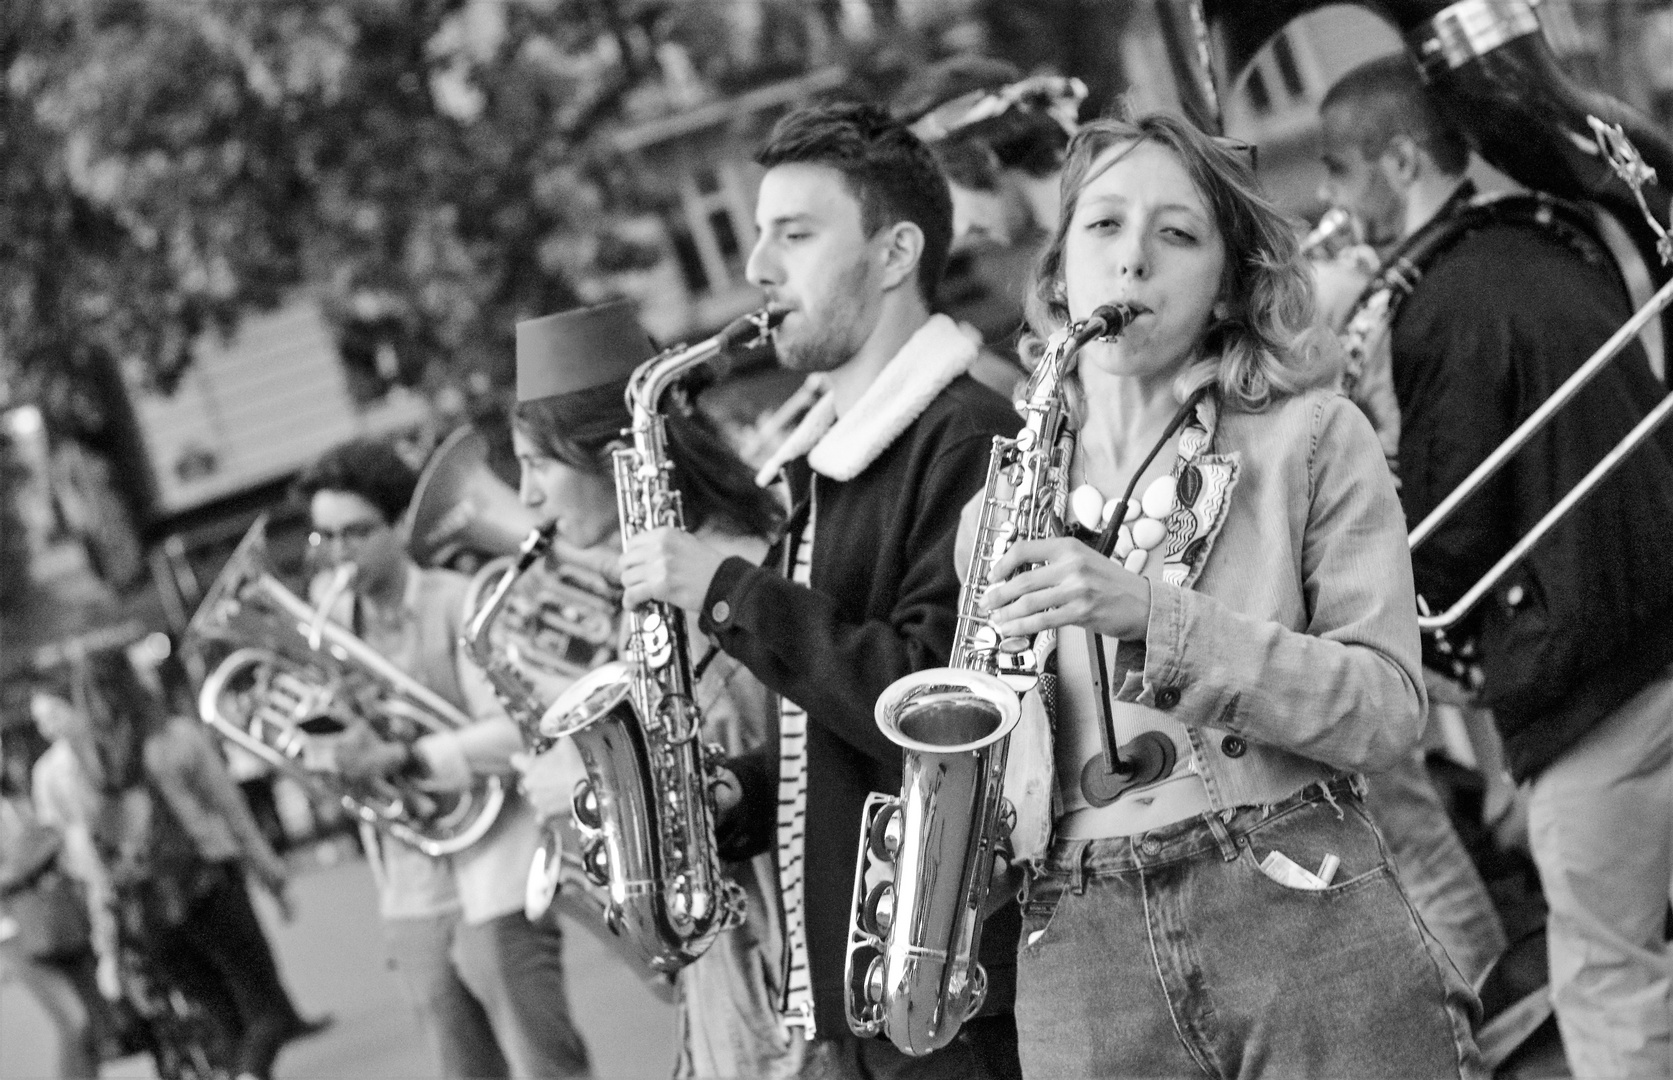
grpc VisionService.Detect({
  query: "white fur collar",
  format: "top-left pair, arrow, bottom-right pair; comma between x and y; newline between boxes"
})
753,315 -> 978,485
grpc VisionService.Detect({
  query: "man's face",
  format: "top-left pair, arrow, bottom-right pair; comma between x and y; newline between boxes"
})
746,163 -> 888,374
1317,104 -> 1407,249
308,490 -> 405,596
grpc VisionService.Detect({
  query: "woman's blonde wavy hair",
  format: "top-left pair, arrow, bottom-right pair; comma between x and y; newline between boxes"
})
1024,113 -> 1341,414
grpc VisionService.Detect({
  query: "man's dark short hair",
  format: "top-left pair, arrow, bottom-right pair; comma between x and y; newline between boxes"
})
294,439 -> 418,525
1321,54 -> 1470,177
757,101 -> 954,304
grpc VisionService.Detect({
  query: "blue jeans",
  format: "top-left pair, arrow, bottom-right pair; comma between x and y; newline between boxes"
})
384,912 -> 508,1080
1363,749 -> 1506,988
453,912 -> 591,1080
1015,780 -> 1484,1079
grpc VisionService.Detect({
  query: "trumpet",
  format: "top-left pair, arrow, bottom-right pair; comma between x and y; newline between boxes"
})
845,305 -> 1133,1054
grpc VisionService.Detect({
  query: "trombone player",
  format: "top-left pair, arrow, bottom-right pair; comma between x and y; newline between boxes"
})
1319,57 -> 1673,1078
295,440 -> 593,1080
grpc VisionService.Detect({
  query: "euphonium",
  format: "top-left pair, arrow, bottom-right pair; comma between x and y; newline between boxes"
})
535,305 -> 785,973
190,517 -> 505,857
845,304 -> 1134,1055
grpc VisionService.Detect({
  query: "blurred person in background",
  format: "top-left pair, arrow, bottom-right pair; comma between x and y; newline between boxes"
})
892,56 -> 1083,398
296,439 -> 591,1080
0,725 -> 112,1078
30,654 -> 327,1080
1320,56 -> 1673,1078
509,299 -> 797,1079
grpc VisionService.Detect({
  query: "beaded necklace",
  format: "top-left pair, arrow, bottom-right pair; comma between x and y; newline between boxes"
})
1069,470 -> 1178,576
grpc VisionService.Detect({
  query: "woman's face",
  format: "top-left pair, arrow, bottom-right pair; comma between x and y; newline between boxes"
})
512,428 -> 619,549
1060,140 -> 1227,384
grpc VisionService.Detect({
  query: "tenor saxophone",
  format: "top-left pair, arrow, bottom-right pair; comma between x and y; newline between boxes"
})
535,305 -> 785,973
844,304 -> 1133,1055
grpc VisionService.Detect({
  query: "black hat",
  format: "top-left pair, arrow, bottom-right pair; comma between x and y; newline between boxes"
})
515,300 -> 657,403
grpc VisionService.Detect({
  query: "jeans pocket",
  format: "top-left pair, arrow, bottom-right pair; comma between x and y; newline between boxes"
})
1019,877 -> 1068,952
1240,799 -> 1391,896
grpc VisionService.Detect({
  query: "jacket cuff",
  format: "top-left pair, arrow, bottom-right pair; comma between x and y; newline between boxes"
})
699,555 -> 760,637
1112,580 -> 1189,713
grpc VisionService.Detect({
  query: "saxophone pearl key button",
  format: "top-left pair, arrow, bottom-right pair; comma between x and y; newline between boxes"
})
710,600 -> 731,623
1070,484 -> 1105,532
1131,517 -> 1167,551
1141,476 -> 1177,521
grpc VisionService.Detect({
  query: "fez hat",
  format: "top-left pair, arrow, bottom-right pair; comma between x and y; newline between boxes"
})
516,299 -> 657,403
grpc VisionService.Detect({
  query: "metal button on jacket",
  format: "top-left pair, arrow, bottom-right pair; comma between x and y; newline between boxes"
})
710,600 -> 731,623
1221,734 -> 1247,758
1154,687 -> 1181,709
1140,838 -> 1162,856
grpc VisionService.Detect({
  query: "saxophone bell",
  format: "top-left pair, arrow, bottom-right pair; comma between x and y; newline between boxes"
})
846,670 -> 1021,1053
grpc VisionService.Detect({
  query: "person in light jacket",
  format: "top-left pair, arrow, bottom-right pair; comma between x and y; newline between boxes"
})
972,113 -> 1483,1079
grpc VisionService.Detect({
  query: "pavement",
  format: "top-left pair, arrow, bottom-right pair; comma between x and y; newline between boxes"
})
0,840 -> 676,1079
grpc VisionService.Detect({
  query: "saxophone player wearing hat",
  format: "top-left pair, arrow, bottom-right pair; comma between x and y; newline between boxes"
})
507,300 -> 798,1079
296,441 -> 592,1080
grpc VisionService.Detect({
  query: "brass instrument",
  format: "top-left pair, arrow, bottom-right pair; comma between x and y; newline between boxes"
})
535,305 -> 784,973
190,518 -> 505,858
407,423 -> 624,921
1171,0 -> 1673,633
845,304 -> 1133,1054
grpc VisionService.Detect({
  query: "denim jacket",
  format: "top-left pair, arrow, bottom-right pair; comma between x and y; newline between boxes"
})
1003,387 -> 1428,864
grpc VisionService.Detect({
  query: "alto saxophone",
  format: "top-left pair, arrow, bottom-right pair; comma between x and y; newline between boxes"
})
536,305 -> 785,973
461,525 -> 623,920
844,304 -> 1133,1055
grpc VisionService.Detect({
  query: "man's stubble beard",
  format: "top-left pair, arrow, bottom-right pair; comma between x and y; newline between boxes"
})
774,256 -> 879,375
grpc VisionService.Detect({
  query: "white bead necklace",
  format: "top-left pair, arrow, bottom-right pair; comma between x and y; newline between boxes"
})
1069,473 -> 1178,574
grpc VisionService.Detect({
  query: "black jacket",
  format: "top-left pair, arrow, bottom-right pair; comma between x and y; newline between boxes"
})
702,371 -> 1022,1038
1393,218 -> 1673,780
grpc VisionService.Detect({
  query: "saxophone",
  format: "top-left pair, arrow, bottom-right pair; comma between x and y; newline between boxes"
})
535,305 -> 785,973
844,303 -> 1133,1055
460,523 -> 624,921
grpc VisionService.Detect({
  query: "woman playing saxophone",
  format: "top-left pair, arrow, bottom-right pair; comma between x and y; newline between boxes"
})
968,114 -> 1482,1078
508,300 -> 802,1079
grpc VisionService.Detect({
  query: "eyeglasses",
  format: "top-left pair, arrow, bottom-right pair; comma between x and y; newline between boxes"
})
308,520 -> 384,548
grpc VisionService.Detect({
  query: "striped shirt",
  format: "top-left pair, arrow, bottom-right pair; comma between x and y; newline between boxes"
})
776,494 -> 817,1036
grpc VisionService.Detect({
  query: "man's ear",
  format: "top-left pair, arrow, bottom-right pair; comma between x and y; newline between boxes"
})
1379,134 -> 1422,188
877,221 -> 925,293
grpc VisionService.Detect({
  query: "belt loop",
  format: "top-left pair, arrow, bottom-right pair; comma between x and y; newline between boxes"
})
1068,841 -> 1089,895
1204,810 -> 1239,863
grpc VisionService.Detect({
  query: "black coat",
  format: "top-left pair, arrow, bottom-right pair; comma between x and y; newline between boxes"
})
702,372 -> 1022,1038
1393,219 -> 1673,781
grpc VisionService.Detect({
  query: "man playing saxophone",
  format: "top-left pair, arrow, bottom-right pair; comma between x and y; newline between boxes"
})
507,300 -> 800,1079
619,102 -> 1024,1080
294,440 -> 592,1080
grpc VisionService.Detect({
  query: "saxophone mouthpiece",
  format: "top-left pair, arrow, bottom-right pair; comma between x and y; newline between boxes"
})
1076,303 -> 1136,345
719,305 -> 790,353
